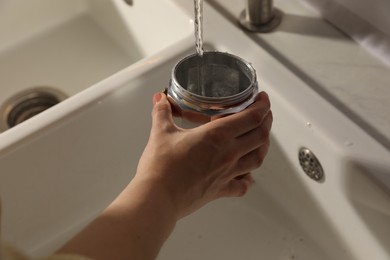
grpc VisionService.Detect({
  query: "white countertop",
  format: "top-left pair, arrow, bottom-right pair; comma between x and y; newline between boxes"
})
209,0 -> 390,150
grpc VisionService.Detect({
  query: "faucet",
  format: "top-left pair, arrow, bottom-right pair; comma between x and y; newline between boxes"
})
123,0 -> 133,6
239,0 -> 282,32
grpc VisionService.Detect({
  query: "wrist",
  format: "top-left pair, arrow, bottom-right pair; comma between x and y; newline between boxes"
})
110,175 -> 179,226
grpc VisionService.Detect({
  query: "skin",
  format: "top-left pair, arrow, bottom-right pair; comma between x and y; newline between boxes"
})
57,91 -> 272,260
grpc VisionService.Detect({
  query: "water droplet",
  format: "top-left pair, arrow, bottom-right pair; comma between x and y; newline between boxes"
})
343,140 -> 354,147
306,122 -> 312,128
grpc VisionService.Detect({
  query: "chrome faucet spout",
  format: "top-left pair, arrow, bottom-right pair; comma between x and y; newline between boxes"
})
124,0 -> 133,6
239,0 -> 282,32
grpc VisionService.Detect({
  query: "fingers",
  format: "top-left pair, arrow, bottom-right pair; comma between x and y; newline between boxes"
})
219,174 -> 255,198
235,110 -> 273,156
207,92 -> 271,139
234,137 -> 270,175
233,111 -> 272,175
201,91 -> 272,178
231,96 -> 272,175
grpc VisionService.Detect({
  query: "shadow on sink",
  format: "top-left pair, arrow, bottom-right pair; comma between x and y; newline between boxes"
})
344,160 -> 390,256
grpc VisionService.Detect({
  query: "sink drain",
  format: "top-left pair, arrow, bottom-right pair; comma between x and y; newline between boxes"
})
0,87 -> 67,131
298,147 -> 325,182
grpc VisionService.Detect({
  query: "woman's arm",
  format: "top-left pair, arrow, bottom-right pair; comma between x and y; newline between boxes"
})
57,180 -> 177,260
57,91 -> 272,260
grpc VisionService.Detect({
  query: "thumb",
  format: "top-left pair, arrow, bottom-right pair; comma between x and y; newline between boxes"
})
151,92 -> 176,132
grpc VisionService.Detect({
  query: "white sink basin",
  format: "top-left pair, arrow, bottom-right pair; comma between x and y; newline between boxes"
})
0,0 -> 191,132
0,1 -> 389,259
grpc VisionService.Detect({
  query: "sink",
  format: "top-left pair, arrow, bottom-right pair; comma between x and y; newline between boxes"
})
0,0 -> 389,259
0,0 -> 191,132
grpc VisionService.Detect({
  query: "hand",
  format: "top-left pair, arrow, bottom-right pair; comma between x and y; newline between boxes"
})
57,91 -> 272,260
133,91 -> 272,219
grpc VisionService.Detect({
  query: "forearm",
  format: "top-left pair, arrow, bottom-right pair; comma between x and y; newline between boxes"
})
58,178 -> 177,260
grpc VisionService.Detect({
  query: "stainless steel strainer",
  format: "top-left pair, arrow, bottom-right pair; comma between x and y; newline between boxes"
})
167,51 -> 258,122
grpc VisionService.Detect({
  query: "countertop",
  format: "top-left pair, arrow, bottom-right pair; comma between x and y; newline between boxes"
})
208,0 -> 390,150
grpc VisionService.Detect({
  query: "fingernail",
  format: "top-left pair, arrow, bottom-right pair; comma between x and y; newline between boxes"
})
153,93 -> 162,106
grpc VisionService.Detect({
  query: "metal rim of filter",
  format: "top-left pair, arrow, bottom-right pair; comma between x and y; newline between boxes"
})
0,87 -> 68,132
298,147 -> 325,182
168,51 -> 259,116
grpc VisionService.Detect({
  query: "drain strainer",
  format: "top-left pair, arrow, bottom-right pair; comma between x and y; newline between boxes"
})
298,147 -> 324,182
0,87 -> 67,131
